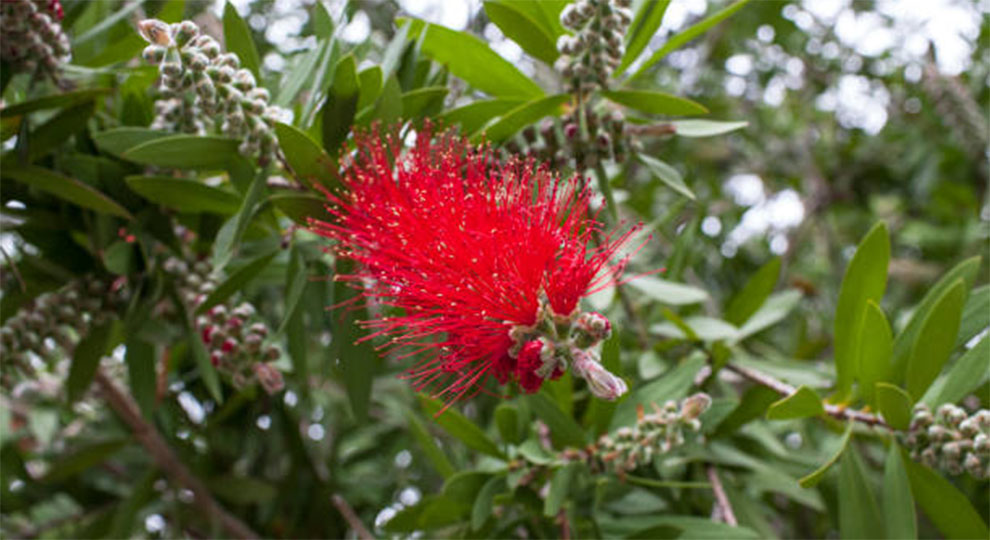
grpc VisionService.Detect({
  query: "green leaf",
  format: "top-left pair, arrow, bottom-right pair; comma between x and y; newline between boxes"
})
67,321 -> 113,403
891,256 -> 980,382
956,284 -> 989,347
883,445 -> 917,540
332,259 -> 376,421
617,0 -> 671,74
126,176 -> 240,214
799,421 -> 853,488
420,396 -> 505,459
357,66 -> 384,111
211,167 -> 268,272
72,0 -> 145,46
602,90 -> 708,116
636,153 -> 696,200
544,462 -> 579,517
651,316 -> 738,342
197,249 -> 278,314
437,98 -> 525,135
277,245 -> 308,335
125,338 -> 156,419
672,119 -> 749,137
926,335 -> 990,407
208,475 -> 277,505
92,127 -> 173,156
494,402 -> 522,444
712,385 -> 780,437
766,385 -> 824,420
626,275 -> 708,305
404,409 -> 456,478
312,1 -> 334,35
122,135 -> 239,170
725,257 -> 780,325
471,475 -> 504,530
905,279 -> 966,400
222,2 -> 262,79
527,392 -> 586,448
103,241 -> 136,275
0,88 -> 110,118
269,192 -> 328,226
476,94 -> 570,143
403,18 -> 544,99
902,447 -> 989,539
26,101 -> 95,162
484,1 -> 559,64
833,222 -> 890,400
838,446 -> 884,540
735,289 -> 802,341
401,86 -> 449,120
628,0 -> 751,81
612,355 -> 705,429
443,471 -> 490,503
875,383 -> 912,430
856,301 -> 893,406
321,55 -> 360,156
2,164 -> 133,219
277,36 -> 332,108
41,439 -> 128,483
274,122 -> 339,190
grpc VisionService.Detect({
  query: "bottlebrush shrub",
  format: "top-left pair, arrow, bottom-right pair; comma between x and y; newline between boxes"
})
310,126 -> 644,406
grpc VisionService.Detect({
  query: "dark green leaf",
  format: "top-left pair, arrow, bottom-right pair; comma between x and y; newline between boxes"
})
527,392 -> 586,448
332,259 -> 376,421
357,66 -> 384,111
437,98 -> 525,135
799,421 -> 853,488
404,409 -> 456,478
766,385 -> 824,420
321,55 -> 360,156
197,249 -> 278,314
833,222 -> 890,400
403,18 -> 544,99
875,383 -> 912,430
838,445 -> 884,540
27,101 -> 95,162
92,127 -> 173,156
209,475 -> 277,504
905,279 -> 966,399
617,0 -> 671,74
103,241 -> 136,275
222,2 -> 262,80
902,447 -> 989,539
126,176 -> 240,214
476,94 -> 570,143
269,192 -> 328,226
420,396 -> 506,459
277,245 -> 308,335
312,1 -> 334,36
484,1 -> 559,64
883,445 -> 916,540
274,122 -> 339,190
67,321 -> 113,402
2,164 -> 133,219
42,439 -> 127,483
122,135 -> 239,170
544,462 -> 579,517
401,86 -> 448,120
725,257 -> 780,325
211,167 -> 268,272
602,90 -> 708,116
494,402 -> 522,444
471,475 -> 504,530
612,355 -> 705,429
956,284 -> 989,347
712,385 -> 780,437
927,335 -> 990,407
636,153 -> 696,200
125,338 -> 156,418
442,471 -> 490,501
0,88 -> 110,118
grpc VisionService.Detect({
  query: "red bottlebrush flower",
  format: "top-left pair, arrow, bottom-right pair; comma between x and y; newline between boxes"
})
311,126 -> 641,406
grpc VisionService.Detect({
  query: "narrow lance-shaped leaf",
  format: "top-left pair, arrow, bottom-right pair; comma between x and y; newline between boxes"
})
222,2 -> 262,79
799,421 -> 853,488
883,444 -> 917,540
725,257 -> 780,325
905,279 -> 966,400
838,445 -> 885,540
617,0 -> 671,74
855,300 -> 893,407
901,447 -> 989,539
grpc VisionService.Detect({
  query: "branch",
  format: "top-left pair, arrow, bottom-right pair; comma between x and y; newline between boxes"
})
725,363 -> 891,429
330,494 -> 373,540
706,466 -> 737,527
93,369 -> 260,539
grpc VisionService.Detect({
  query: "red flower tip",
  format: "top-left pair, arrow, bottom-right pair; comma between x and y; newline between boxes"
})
515,340 -> 545,394
311,124 -> 642,406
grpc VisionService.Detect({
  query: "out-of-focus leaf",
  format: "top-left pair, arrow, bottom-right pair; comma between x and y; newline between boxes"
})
321,55 -> 360,156
274,122 -> 339,190
109,468 -> 157,538
628,0 -> 751,81
955,284 -> 989,347
222,2 -> 261,79
126,176 -> 240,214
403,18 -> 544,99
905,279 -> 966,399
2,164 -> 133,219
766,385 -> 824,420
883,446 -> 916,540
476,94 -> 570,143
211,167 -> 267,272
312,0 -> 334,35
612,355 -> 705,429
269,192 -> 328,226
584,333 -> 620,434
41,439 -> 127,483
277,245 -> 308,335
471,475 -> 504,530
484,1 -> 558,64
623,516 -> 760,539
838,446 -> 884,540
602,90 -> 708,116
735,289 -> 802,340
277,36 -> 333,108
421,396 -> 505,459
209,475 -> 278,504
527,392 -> 586,448
494,402 -> 522,445
892,256 -> 980,381
798,421 -> 853,488
0,88 -> 110,118
125,338 -> 156,418
651,316 -> 738,342
637,153 -> 696,200
187,318 -> 223,403
926,335 -> 989,407
401,86 -> 448,120
725,257 -> 780,325
103,241 -> 136,275
443,471 -> 490,502
122,135 -> 239,170
357,66 -> 384,111
92,127 -> 172,156
672,119 -> 749,137
875,383 -> 912,430
855,300 -> 893,406
404,409 -> 456,478
67,321 -> 114,403
544,462 -> 579,517
332,259 -> 376,421
902,447 -> 989,539
27,101 -> 95,162
833,222 -> 889,400
617,0 -> 671,74
437,98 -> 524,135
712,385 -> 779,437
197,249 -> 278,314
627,275 -> 707,305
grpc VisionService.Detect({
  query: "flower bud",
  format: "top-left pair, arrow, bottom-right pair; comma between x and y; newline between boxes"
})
264,344 -> 280,361
572,349 -> 627,400
138,19 -> 172,46
254,362 -> 284,394
681,393 -> 712,420
515,340 -> 545,393
173,20 -> 199,48
142,44 -> 166,64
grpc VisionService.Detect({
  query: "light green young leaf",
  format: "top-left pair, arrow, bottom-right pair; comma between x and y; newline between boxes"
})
856,300 -> 893,406
902,447 -> 989,539
875,383 -> 912,430
602,89 -> 708,116
627,275 -> 708,305
672,119 -> 748,137
766,385 -> 824,420
617,0 -> 671,74
905,279 -> 966,400
883,445 -> 916,540
838,446 -> 885,540
725,257 -> 781,325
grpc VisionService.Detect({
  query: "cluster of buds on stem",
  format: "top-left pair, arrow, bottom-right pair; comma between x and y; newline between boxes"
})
555,0 -> 631,93
508,300 -> 625,400
505,106 -> 631,172
902,402 -> 990,479
163,256 -> 284,394
137,19 -> 284,165
0,0 -> 70,85
0,276 -> 125,389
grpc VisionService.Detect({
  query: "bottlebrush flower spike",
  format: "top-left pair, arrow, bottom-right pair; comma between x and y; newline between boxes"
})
310,125 -> 643,407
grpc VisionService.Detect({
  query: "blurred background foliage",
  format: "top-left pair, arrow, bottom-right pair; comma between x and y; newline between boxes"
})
0,0 -> 987,538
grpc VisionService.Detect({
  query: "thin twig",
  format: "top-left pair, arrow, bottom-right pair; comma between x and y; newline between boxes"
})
725,363 -> 891,429
557,509 -> 571,540
331,494 -> 374,540
706,465 -> 737,527
93,369 -> 260,539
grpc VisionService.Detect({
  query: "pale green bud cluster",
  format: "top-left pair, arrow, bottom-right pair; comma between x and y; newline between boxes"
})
555,0 -> 632,93
506,106 -> 630,171
163,256 -> 283,394
0,0 -> 70,84
904,403 -> 990,479
138,19 -> 284,166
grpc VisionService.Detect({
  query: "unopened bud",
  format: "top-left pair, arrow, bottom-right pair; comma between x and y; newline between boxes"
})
142,44 -> 166,64
173,20 -> 199,47
138,19 -> 172,46
572,349 -> 627,400
254,363 -> 284,394
681,393 -> 712,420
